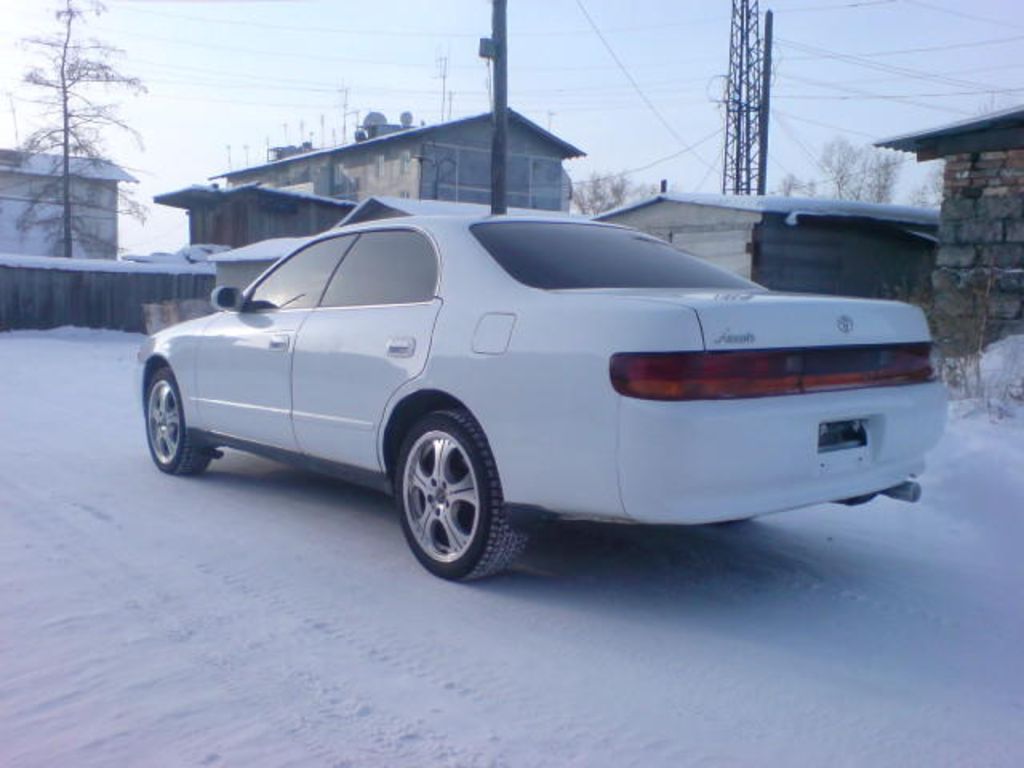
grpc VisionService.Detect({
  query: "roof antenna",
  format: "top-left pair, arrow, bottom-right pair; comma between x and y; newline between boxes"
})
6,92 -> 19,145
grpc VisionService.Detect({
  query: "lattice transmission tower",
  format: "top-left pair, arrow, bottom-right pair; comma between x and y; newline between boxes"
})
722,0 -> 771,195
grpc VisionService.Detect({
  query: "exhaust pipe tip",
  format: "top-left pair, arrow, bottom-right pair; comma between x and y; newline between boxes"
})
881,481 -> 921,504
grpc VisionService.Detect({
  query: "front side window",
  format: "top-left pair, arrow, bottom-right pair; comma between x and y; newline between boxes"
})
247,236 -> 354,311
471,221 -> 760,291
320,230 -> 438,308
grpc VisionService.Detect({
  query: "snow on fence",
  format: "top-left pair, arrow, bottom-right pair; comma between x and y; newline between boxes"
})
0,254 -> 215,334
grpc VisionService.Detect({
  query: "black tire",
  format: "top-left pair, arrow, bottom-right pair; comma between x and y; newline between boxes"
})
395,408 -> 527,580
145,367 -> 212,476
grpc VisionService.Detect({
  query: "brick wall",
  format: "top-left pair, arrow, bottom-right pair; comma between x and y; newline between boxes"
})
932,149 -> 1024,353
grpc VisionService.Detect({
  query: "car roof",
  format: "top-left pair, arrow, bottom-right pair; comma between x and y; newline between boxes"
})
331,212 -> 616,237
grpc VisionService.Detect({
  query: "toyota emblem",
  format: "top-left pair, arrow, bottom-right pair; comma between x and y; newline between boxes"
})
837,315 -> 854,334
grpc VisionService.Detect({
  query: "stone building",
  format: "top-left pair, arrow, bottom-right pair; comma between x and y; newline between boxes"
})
878,106 -> 1024,352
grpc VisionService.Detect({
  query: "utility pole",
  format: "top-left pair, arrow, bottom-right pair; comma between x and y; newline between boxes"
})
339,87 -> 349,143
756,9 -> 773,195
480,0 -> 508,214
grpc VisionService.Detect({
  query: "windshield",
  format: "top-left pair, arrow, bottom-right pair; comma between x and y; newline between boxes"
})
470,221 -> 759,291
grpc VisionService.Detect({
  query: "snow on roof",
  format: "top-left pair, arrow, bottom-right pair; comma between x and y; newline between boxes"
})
0,150 -> 136,183
597,193 -> 938,226
0,252 -> 213,274
154,183 -> 355,210
338,195 -> 579,226
212,109 -> 585,180
207,237 -> 311,264
120,244 -> 230,265
877,104 -> 1024,153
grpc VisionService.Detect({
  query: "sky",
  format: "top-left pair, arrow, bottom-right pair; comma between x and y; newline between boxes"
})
1,0 -> 1022,254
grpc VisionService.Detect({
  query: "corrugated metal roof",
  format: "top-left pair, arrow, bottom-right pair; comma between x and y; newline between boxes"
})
0,150 -> 136,182
210,110 -> 585,180
876,104 -> 1024,152
597,193 -> 938,226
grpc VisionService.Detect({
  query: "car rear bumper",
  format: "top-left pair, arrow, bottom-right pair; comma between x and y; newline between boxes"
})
616,381 -> 947,524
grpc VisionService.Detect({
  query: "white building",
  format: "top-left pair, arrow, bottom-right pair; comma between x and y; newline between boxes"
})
0,149 -> 136,259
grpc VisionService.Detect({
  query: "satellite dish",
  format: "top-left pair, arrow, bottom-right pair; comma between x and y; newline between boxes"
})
363,111 -> 387,129
400,111 -> 414,128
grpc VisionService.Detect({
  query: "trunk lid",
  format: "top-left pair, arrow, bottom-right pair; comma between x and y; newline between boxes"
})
563,288 -> 931,350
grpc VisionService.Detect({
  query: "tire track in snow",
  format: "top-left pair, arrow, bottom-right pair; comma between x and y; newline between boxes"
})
1,476 -> 500,767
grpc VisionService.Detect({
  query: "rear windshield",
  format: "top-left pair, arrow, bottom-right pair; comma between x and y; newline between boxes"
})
470,221 -> 758,290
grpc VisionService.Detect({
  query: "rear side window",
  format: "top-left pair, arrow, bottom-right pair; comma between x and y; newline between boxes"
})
320,230 -> 438,307
247,236 -> 354,311
470,221 -> 758,290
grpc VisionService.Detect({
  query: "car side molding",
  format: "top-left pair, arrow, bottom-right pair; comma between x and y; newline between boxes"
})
189,429 -> 392,496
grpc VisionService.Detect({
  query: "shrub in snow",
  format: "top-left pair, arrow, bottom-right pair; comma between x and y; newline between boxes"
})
944,334 -> 1024,419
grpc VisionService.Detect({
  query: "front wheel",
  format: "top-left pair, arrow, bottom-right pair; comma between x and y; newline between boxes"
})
396,409 -> 526,580
145,368 -> 211,476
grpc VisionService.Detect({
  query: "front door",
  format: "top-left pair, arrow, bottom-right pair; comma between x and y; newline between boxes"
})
195,235 -> 354,449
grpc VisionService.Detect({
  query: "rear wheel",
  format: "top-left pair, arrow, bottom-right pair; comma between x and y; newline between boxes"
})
396,409 -> 526,580
145,368 -> 211,476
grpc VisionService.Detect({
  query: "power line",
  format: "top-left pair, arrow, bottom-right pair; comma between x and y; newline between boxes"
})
776,71 -> 971,116
587,127 -> 725,183
772,109 -> 883,139
777,38 -> 997,91
776,86 -> 1024,101
772,111 -> 909,191
114,3 -> 731,40
781,61 -> 1024,90
573,0 -> 717,175
129,56 -> 720,100
773,112 -> 829,175
772,0 -> 897,11
782,33 -> 1024,61
902,0 -> 1024,32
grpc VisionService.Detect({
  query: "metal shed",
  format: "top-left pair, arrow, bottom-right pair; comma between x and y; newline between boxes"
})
597,193 -> 938,301
154,184 -> 355,249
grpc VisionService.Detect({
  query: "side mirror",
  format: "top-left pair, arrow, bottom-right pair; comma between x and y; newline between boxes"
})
210,285 -> 243,312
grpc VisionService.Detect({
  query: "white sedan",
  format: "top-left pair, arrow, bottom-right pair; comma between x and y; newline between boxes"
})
138,215 -> 946,579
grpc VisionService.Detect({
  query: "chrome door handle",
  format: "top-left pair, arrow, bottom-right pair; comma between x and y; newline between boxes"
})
268,334 -> 290,351
386,337 -> 416,357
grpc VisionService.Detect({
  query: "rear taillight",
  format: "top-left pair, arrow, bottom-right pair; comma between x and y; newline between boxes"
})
610,343 -> 934,401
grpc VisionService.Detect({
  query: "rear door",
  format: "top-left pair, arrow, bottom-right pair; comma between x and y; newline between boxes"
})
291,229 -> 441,471
195,236 -> 353,449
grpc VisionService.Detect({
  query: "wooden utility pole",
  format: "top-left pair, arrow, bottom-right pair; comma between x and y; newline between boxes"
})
480,0 -> 508,214
756,9 -> 773,196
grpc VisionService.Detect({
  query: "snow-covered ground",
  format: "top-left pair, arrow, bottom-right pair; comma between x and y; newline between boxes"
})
1,329 -> 1022,767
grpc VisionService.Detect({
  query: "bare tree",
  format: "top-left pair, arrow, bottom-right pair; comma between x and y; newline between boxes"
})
774,136 -> 902,203
571,172 -> 657,216
19,0 -> 145,258
775,172 -> 816,198
909,161 -> 945,208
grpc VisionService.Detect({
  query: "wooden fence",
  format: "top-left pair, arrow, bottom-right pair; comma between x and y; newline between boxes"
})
0,255 -> 215,334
